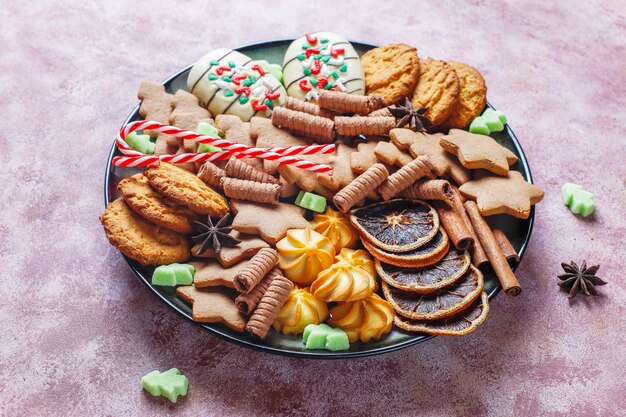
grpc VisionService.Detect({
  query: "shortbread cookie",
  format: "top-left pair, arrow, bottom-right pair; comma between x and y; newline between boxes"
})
361,44 -> 420,106
187,49 -> 286,121
145,163 -> 229,217
177,286 -> 246,332
440,129 -> 518,175
459,170 -> 544,219
100,199 -> 190,266
390,129 -> 470,185
283,32 -> 365,101
440,62 -> 487,130
411,59 -> 460,126
118,174 -> 196,234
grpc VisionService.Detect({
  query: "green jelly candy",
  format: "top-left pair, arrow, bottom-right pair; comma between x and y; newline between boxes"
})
152,263 -> 195,286
303,323 -> 331,343
196,122 -> 222,153
469,118 -> 490,135
481,108 -> 504,132
198,143 -> 221,153
562,183 -> 595,217
295,191 -> 327,213
126,131 -> 155,155
325,328 -> 350,351
141,368 -> 188,403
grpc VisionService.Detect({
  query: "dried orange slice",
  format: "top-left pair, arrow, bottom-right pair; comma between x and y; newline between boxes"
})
382,265 -> 483,320
362,229 -> 449,268
375,248 -> 470,293
394,291 -> 490,336
349,199 -> 439,253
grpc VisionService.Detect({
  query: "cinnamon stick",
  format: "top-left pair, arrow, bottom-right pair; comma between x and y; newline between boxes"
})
492,228 -> 520,263
464,201 -> 521,296
450,187 -> 489,268
433,202 -> 474,251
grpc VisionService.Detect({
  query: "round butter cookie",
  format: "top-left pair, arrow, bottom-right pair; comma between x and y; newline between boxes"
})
411,58 -> 460,126
361,43 -> 420,106
440,61 -> 487,130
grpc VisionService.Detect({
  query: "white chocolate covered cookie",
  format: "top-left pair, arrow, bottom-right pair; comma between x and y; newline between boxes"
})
188,49 -> 287,122
283,32 -> 365,102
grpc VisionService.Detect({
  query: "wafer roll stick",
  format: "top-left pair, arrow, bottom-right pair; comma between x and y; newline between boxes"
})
284,97 -> 338,120
317,91 -> 384,115
233,248 -> 279,293
225,157 -> 279,184
246,274 -> 294,339
333,163 -> 389,213
368,107 -> 392,117
271,106 -> 335,143
378,156 -> 436,200
464,201 -> 521,296
197,161 -> 226,189
402,179 -> 454,203
221,178 -> 281,205
492,228 -> 520,263
450,187 -> 489,267
433,202 -> 474,251
335,116 -> 396,136
235,268 -> 281,315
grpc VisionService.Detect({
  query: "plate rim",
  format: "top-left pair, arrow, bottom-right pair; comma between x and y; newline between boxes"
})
103,39 -> 535,359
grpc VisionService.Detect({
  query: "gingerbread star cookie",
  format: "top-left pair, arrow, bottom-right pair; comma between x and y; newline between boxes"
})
459,170 -> 544,219
176,286 -> 246,332
374,141 -> 413,167
230,200 -> 309,245
390,128 -> 470,185
350,140 -> 380,174
192,230 -> 269,267
440,129 -> 518,176
190,260 -> 250,288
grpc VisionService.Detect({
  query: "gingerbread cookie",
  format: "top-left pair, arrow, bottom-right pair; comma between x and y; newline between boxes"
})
317,143 -> 357,191
176,286 -> 246,332
145,163 -> 229,216
118,174 -> 196,234
411,58 -> 460,126
250,117 -> 311,174
191,260 -> 249,288
193,230 -> 269,267
459,170 -> 545,219
230,200 -> 310,245
187,49 -> 286,121
100,199 -> 190,266
374,141 -> 413,167
440,129 -> 518,175
137,80 -> 174,137
167,90 -> 213,152
361,44 -> 420,106
277,152 -> 334,200
440,62 -> 487,129
350,140 -> 380,174
390,128 -> 470,184
282,32 -> 365,102
215,115 -> 263,171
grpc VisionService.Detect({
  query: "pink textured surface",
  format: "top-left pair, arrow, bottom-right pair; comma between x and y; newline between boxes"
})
2,1 -> 625,416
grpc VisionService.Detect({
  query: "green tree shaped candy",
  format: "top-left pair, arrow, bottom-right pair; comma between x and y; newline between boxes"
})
303,323 -> 350,351
469,108 -> 507,135
295,191 -> 327,213
196,121 -> 223,153
562,183 -> 595,217
126,131 -> 155,154
151,263 -> 195,286
141,368 -> 189,403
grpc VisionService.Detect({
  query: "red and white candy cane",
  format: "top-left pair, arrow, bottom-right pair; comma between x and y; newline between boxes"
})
114,120 -> 335,174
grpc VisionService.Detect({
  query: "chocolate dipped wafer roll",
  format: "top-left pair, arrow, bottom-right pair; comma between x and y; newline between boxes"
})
225,157 -> 279,184
271,106 -> 335,143
283,97 -> 338,120
197,161 -> 226,190
403,179 -> 454,203
234,248 -> 279,293
317,91 -> 384,115
333,163 -> 389,213
335,116 -> 396,136
378,156 -> 437,200
235,268 -> 281,315
246,274 -> 294,339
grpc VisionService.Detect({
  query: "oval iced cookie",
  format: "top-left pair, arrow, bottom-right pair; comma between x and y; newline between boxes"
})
283,32 -> 365,102
187,48 -> 286,122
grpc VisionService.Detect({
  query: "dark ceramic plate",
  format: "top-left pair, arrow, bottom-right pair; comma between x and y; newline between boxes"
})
104,40 -> 535,358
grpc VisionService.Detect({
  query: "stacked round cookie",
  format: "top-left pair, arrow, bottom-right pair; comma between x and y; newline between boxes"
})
347,199 -> 490,336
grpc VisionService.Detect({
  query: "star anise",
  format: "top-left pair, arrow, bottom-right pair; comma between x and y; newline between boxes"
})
191,214 -> 241,255
388,99 -> 433,133
558,261 -> 606,299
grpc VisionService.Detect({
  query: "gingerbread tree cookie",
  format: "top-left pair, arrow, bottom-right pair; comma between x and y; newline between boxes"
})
390,129 -> 470,185
440,129 -> 518,176
176,286 -> 246,332
459,170 -> 544,219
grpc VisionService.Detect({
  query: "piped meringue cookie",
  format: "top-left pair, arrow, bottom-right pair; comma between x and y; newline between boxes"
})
272,287 -> 329,335
276,228 -> 335,285
310,207 -> 359,252
310,249 -> 377,302
328,294 -> 395,343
